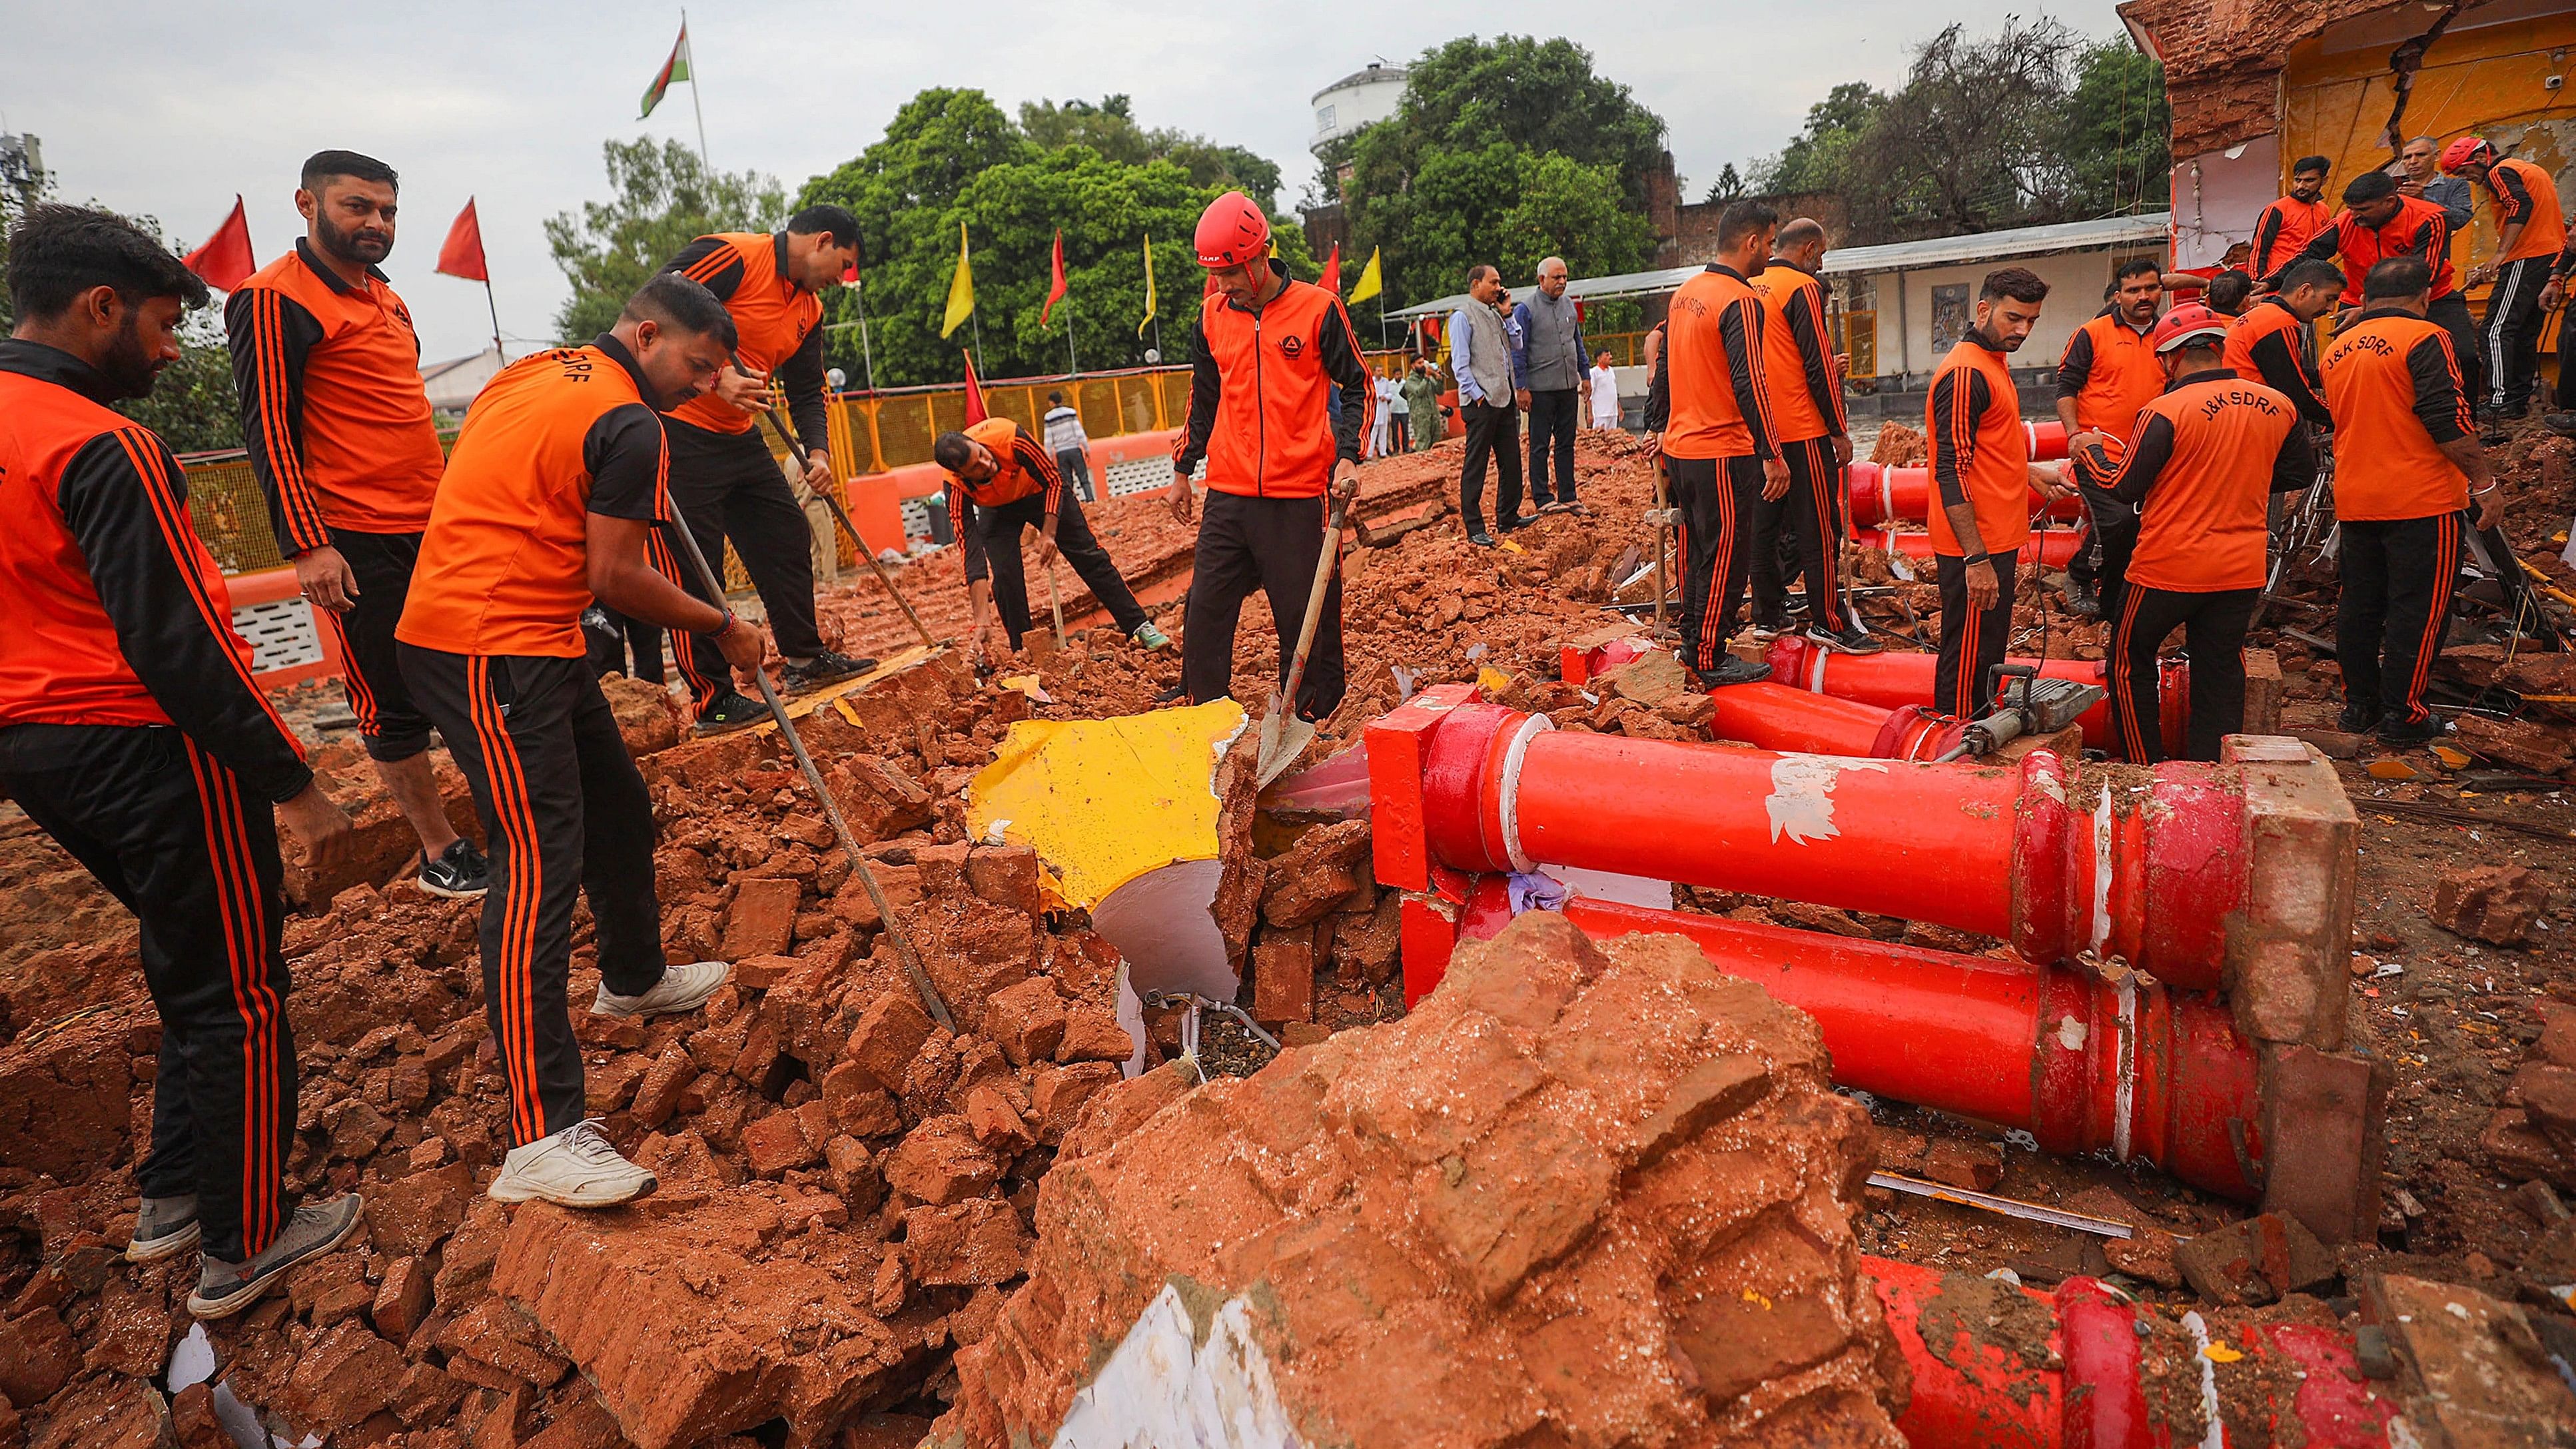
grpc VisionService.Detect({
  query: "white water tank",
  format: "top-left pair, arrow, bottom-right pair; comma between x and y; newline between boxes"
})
1310,63 -> 1408,155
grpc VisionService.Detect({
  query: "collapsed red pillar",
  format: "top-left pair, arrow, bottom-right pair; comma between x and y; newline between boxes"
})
1408,877 -> 2262,1199
1765,635 -> 2190,756
1850,525 -> 2084,569
1869,1256 -> 2393,1449
1394,690 -> 2250,990
1702,682 -> 1970,759
1845,461 -> 2084,528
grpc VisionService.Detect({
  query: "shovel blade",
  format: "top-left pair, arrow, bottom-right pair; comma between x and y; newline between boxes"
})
1254,712 -> 1318,789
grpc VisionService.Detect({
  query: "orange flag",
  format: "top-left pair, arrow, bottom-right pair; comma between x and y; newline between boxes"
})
962,349 -> 988,426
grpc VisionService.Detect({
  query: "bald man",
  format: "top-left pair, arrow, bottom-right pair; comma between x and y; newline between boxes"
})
1512,256 -> 1591,513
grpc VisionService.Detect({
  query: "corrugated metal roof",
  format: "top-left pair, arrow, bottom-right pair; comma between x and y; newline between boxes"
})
1383,211 -> 2173,318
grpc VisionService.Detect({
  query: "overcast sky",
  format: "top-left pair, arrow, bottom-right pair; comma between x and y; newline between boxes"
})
5,0 -> 2126,360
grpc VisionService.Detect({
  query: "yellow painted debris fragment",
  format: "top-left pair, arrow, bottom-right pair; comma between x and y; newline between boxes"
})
2200,1341 -> 2244,1363
963,700 -> 1247,910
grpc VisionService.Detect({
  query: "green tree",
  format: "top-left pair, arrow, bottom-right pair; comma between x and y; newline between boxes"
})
1020,95 -> 1282,209
799,88 -> 1313,388
544,137 -> 786,341
2062,41 -> 2172,217
1841,19 -> 2084,239
1340,36 -> 1668,305
1704,164 -> 1746,204
1754,82 -> 1886,196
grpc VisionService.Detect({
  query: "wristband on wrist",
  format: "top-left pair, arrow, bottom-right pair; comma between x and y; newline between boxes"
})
1962,552 -> 1991,567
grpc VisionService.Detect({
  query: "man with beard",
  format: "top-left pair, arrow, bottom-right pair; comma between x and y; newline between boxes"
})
1929,266 -> 2052,718
0,205 -> 361,1316
2056,256 -> 2167,620
2252,157 -> 2333,280
228,151 -> 488,899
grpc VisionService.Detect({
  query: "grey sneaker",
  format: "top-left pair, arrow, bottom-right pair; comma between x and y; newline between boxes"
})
487,1121 -> 656,1208
593,960 -> 730,1020
126,1194 -> 200,1263
187,1194 -> 362,1319
1130,621 -> 1173,651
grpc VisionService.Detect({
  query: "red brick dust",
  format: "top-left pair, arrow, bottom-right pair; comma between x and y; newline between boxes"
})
937,911 -> 1909,1449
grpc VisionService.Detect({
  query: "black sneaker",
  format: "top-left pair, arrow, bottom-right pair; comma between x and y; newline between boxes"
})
188,1194 -> 362,1319
1468,532 -> 1498,548
779,650 -> 875,693
695,690 -> 769,735
2377,714 -> 2444,747
2336,702 -> 2383,733
1807,622 -> 1883,655
1693,657 -> 1773,689
418,838 -> 490,901
2065,585 -> 2102,618
1747,619 -> 1792,642
2545,413 -> 2576,438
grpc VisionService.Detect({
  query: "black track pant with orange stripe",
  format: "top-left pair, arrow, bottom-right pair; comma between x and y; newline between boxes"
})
397,646 -> 667,1147
2109,584 -> 2255,763
1934,552 -> 2020,718
661,419 -> 829,717
2336,514 -> 2460,729
1668,454 -> 1766,674
0,724 -> 295,1263
319,527 -> 434,762
1748,438 -> 1847,632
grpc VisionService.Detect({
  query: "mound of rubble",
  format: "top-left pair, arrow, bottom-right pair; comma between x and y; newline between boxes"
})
939,911 -> 1909,1449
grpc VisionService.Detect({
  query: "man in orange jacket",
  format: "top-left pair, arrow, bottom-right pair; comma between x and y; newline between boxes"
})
2084,304 -> 2314,762
935,416 -> 1169,658
1,205 -> 360,1318
2441,135 -> 2568,420
1167,193 -> 1374,722
2319,257 -> 2502,747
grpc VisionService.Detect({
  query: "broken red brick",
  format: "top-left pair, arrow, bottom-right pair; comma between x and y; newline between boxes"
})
1029,1063 -> 1122,1145
821,1059 -> 904,1139
721,877 -> 804,960
2427,863 -> 2553,946
985,976 -> 1069,1067
903,1199 -> 1032,1288
882,1115 -> 1000,1205
1921,1139 -> 2004,1191
373,1254 -> 434,1346
965,845 -> 1043,916
845,988 -> 937,1093
282,1318 -> 411,1437
1055,1004 -> 1135,1064
825,755 -> 936,841
1253,939 -> 1316,1024
365,1160 -> 475,1256
742,1107 -> 823,1177
965,1083 -> 1037,1153
1258,820 -> 1373,929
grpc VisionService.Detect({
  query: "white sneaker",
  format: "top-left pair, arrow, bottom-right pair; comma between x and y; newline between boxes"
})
591,960 -> 730,1020
487,1121 -> 657,1207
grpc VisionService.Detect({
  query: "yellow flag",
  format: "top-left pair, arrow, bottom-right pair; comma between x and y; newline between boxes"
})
941,221 -> 975,339
1137,233 -> 1156,339
1348,246 -> 1384,304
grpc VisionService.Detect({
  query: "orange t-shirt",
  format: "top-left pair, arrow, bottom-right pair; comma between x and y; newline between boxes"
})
1925,337 -> 2030,558
398,338 -> 671,658
2107,373 -> 2303,592
1748,261 -> 1846,444
2056,312 -> 2163,437
2319,310 -> 2471,522
2483,157 -> 2567,264
225,240 -> 445,551
2252,195 -> 2331,278
1663,264 -> 1778,460
663,232 -> 824,437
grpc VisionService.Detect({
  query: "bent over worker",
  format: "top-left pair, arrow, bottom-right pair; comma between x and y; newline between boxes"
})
653,208 -> 873,733
1168,191 -> 1373,722
1929,267 -> 2052,718
0,205 -> 360,1318
2441,136 -> 2567,420
226,149 -> 490,899
397,274 -> 761,1207
934,416 -> 1170,658
2086,304 -> 2314,762
2224,258 -> 2342,431
2318,257 -> 2503,748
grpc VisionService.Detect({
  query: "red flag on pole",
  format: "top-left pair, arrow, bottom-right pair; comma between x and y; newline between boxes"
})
961,349 -> 988,426
436,199 -> 489,281
1318,241 -> 1341,296
1041,229 -> 1068,326
182,197 -> 256,292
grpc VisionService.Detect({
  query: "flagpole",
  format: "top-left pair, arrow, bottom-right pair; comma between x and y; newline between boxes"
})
855,282 -> 877,391
480,277 -> 503,357
683,8 -> 711,171
1064,307 -> 1078,377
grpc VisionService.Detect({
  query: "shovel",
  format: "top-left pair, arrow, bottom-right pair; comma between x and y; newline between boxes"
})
1045,556 -> 1069,650
1255,490 -> 1354,787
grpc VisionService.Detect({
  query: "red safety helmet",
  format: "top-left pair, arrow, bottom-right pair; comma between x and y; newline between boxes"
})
2437,136 -> 2493,175
1193,191 -> 1270,269
2150,302 -> 2231,354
